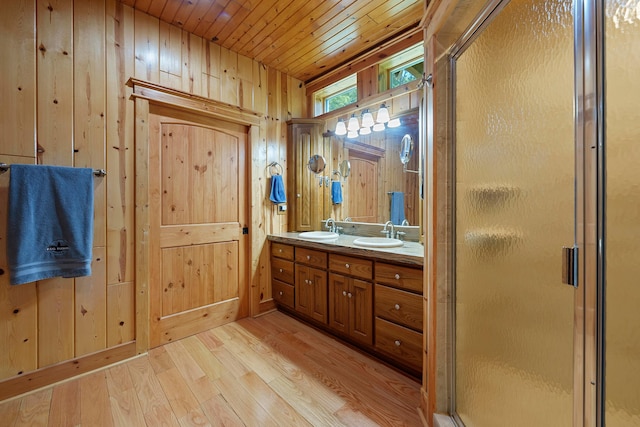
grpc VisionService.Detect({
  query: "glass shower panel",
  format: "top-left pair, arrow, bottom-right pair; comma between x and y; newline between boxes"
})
605,1 -> 640,425
454,0 -> 574,425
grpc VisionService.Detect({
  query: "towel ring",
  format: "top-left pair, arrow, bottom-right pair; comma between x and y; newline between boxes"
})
267,162 -> 283,176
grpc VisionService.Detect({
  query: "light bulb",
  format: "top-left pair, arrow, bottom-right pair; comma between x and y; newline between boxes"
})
359,126 -> 371,135
335,119 -> 347,135
347,130 -> 359,139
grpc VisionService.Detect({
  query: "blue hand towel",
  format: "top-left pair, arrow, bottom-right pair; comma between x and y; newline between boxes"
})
269,174 -> 286,204
390,191 -> 405,225
7,164 -> 94,285
331,181 -> 343,204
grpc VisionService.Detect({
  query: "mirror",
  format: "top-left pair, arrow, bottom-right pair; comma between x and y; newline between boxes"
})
307,154 -> 326,174
339,160 -> 351,179
399,134 -> 414,165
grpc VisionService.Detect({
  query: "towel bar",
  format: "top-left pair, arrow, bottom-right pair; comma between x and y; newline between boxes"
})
0,163 -> 106,177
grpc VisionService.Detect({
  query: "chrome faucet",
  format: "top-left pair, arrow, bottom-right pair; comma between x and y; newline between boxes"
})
381,220 -> 395,239
401,219 -> 409,226
325,218 -> 336,233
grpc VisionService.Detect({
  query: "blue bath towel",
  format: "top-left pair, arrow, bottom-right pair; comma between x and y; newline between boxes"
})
331,181 -> 343,204
269,174 -> 286,204
7,164 -> 94,285
390,191 -> 405,225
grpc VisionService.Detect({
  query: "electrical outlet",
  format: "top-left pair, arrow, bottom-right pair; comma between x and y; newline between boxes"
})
277,204 -> 287,215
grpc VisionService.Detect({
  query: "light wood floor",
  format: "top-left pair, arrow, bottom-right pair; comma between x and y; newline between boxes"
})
0,311 -> 422,426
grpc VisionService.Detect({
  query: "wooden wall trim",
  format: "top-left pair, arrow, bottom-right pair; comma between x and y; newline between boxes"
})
128,78 -> 261,126
0,342 -> 136,401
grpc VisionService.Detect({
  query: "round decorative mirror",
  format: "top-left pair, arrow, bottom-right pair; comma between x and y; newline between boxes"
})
399,134 -> 414,165
339,159 -> 351,179
307,154 -> 327,174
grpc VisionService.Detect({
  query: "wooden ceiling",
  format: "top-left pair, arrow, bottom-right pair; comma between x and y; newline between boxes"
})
120,0 -> 424,83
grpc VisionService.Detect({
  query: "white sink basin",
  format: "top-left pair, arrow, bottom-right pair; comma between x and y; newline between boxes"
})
298,231 -> 339,240
353,237 -> 404,248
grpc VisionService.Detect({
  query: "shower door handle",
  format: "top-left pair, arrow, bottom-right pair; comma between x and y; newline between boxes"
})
562,246 -> 578,287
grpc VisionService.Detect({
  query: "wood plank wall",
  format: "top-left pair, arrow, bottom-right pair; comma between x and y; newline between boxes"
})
0,0 -> 304,386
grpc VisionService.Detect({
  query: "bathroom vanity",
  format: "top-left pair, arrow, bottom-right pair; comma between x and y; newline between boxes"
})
268,232 -> 424,377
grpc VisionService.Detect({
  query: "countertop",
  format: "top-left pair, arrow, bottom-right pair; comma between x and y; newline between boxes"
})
267,232 -> 424,267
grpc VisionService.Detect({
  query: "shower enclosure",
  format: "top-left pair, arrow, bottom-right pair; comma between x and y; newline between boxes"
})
446,0 -> 640,425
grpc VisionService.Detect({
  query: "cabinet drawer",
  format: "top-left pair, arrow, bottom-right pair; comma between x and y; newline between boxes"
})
375,263 -> 423,293
272,258 -> 294,284
375,317 -> 423,371
272,242 -> 294,260
295,247 -> 327,268
329,254 -> 372,280
273,279 -> 294,309
375,284 -> 423,331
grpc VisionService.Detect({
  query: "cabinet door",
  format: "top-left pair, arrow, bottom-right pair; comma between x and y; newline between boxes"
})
309,267 -> 328,323
350,279 -> 373,346
288,122 -> 323,231
295,265 -> 312,317
329,273 -> 349,334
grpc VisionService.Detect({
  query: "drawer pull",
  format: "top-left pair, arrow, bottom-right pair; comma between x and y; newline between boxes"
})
394,303 -> 401,310
279,291 -> 283,296
279,249 -> 283,253
345,263 -> 350,269
342,291 -> 347,296
279,268 -> 283,273
394,340 -> 402,347
395,273 -> 400,280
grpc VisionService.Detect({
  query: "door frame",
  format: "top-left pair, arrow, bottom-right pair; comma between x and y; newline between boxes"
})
129,78 -> 261,354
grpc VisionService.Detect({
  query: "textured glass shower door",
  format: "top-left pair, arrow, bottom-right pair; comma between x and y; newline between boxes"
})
453,0 -> 575,425
604,0 -> 640,425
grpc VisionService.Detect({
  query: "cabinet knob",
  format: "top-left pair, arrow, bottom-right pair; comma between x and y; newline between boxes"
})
279,268 -> 283,273
297,193 -> 301,198
345,263 -> 350,269
279,249 -> 283,253
279,291 -> 283,296
342,291 -> 347,296
394,303 -> 401,310
307,255 -> 311,260
308,280 -> 313,285
347,292 -> 352,298
394,340 -> 402,347
304,279 -> 309,284
394,273 -> 400,280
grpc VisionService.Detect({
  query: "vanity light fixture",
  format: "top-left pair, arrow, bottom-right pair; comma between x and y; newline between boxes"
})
347,114 -> 360,132
376,103 -> 390,124
361,109 -> 375,128
387,117 -> 401,128
373,122 -> 386,132
335,119 -> 347,136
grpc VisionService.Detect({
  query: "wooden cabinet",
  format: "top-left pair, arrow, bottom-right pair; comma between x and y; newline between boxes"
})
269,239 -> 423,376
286,119 -> 330,231
294,247 -> 328,323
328,253 -> 374,346
271,243 -> 295,309
374,262 -> 424,372
329,274 -> 373,346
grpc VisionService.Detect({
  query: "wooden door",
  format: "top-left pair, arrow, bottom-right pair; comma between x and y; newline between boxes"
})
347,156 -> 378,222
148,105 -> 249,347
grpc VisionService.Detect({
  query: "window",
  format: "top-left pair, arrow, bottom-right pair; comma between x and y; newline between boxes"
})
313,74 -> 357,116
389,59 -> 424,89
378,43 -> 424,92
